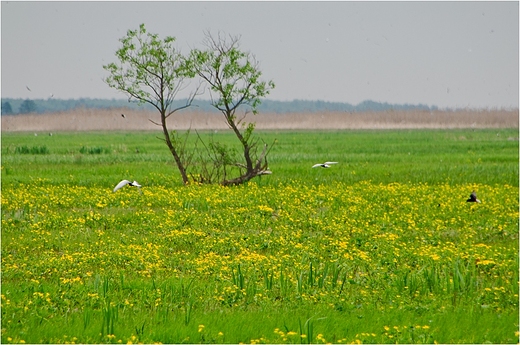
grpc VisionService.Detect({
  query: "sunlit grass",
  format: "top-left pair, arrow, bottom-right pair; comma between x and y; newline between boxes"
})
1,129 -> 518,343
2,129 -> 518,186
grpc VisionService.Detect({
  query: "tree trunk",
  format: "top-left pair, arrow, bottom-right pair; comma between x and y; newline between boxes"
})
225,113 -> 254,171
161,112 -> 189,184
221,143 -> 271,186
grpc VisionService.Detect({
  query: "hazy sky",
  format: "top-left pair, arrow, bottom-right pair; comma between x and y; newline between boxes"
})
1,1 -> 518,109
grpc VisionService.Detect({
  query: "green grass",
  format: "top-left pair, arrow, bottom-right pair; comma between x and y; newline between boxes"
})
1,129 -> 518,187
1,129 -> 518,344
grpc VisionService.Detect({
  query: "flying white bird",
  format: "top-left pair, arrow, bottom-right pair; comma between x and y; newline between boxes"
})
312,162 -> 338,168
113,180 -> 141,192
466,190 -> 481,203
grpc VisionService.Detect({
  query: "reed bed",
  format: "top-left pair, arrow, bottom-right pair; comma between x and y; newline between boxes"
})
2,108 -> 518,132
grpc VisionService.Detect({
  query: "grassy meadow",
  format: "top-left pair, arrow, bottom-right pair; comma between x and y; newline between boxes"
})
1,129 -> 519,343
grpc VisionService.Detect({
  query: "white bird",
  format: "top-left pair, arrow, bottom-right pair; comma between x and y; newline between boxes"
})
113,179 -> 141,192
312,162 -> 338,168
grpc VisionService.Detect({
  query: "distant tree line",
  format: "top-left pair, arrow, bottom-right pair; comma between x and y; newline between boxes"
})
1,97 -> 438,116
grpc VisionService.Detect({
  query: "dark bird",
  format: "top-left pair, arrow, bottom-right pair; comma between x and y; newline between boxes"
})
113,180 -> 141,192
26,86 -> 32,92
121,113 -> 126,118
312,162 -> 338,168
466,191 -> 481,203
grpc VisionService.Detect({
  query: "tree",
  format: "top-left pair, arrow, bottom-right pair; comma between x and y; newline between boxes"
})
2,101 -> 13,115
103,24 -> 198,184
189,32 -> 275,185
19,99 -> 37,114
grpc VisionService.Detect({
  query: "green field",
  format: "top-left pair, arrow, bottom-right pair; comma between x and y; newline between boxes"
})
1,129 -> 519,343
2,129 -> 519,187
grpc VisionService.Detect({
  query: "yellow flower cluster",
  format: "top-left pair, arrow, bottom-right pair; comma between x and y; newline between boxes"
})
1,180 -> 518,342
